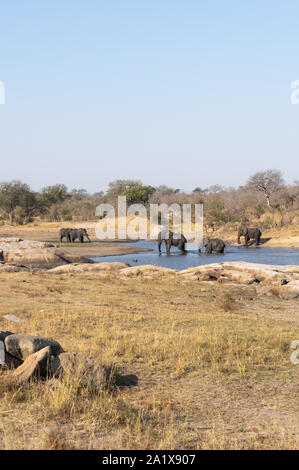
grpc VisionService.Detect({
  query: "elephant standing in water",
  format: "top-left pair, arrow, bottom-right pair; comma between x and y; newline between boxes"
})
157,230 -> 187,254
201,237 -> 225,254
238,227 -> 261,246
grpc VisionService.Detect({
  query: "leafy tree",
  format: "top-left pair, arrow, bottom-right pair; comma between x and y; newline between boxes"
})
106,180 -> 155,204
0,181 -> 34,225
69,189 -> 88,200
39,184 -> 69,213
124,184 -> 155,204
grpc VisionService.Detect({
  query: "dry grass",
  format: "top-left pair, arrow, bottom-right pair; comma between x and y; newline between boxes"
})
0,271 -> 298,449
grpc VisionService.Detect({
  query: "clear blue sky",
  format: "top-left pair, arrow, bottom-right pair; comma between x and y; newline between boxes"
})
0,1 -> 299,193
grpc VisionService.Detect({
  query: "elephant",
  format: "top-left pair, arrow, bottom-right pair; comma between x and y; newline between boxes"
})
157,230 -> 187,254
202,237 -> 225,254
59,228 -> 72,243
70,228 -> 91,243
237,227 -> 261,246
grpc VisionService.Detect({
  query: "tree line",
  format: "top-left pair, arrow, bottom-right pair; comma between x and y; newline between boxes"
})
0,170 -> 298,229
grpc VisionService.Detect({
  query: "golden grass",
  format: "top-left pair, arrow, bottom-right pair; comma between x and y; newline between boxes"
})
0,271 -> 298,449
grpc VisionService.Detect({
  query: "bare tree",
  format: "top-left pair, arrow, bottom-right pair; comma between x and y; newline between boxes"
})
247,169 -> 285,207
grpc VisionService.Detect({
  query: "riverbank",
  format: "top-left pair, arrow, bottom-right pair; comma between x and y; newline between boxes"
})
0,222 -> 151,258
1,220 -> 299,255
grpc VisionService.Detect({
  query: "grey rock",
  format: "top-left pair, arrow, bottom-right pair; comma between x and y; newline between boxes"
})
0,331 -> 14,342
0,341 -> 5,366
5,352 -> 22,370
13,346 -> 52,383
5,334 -> 64,361
50,352 -> 109,389
3,314 -> 23,323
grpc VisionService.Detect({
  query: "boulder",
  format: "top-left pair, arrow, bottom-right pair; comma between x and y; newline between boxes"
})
119,265 -> 177,278
0,341 -> 5,366
0,331 -> 14,342
278,280 -> 299,299
0,264 -> 29,272
5,334 -> 63,361
13,346 -> 52,382
4,352 -> 22,370
0,238 -> 92,269
50,352 -> 109,389
47,262 -> 130,274
176,262 -> 299,286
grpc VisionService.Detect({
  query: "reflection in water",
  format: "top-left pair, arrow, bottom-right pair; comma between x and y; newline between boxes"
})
91,241 -> 299,270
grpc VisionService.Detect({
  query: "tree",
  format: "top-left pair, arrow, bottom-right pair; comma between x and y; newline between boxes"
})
18,190 -> 40,223
247,169 -> 285,207
124,184 -> 155,204
0,181 -> 33,224
105,180 -> 155,204
69,189 -> 88,200
39,184 -> 69,213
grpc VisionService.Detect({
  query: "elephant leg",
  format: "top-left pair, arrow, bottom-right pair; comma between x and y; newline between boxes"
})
178,240 -> 186,253
60,236 -> 63,243
166,240 -> 171,254
244,236 -> 249,246
157,241 -> 162,253
206,242 -> 212,254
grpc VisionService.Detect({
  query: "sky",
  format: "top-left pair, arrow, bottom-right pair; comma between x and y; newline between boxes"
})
0,0 -> 299,193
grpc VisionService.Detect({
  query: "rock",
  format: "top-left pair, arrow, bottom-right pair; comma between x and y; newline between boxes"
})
0,331 -> 14,342
0,238 -> 92,269
3,314 -> 23,323
278,280 -> 299,299
0,341 -> 5,366
47,262 -> 130,274
0,264 -> 29,272
176,262 -> 299,286
4,352 -> 22,370
50,352 -> 109,389
5,334 -> 64,361
13,346 -> 52,382
119,265 -> 177,278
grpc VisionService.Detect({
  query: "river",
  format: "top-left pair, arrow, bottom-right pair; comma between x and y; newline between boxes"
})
91,240 -> 299,269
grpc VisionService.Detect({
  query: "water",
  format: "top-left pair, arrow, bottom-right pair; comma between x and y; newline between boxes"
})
91,240 -> 299,270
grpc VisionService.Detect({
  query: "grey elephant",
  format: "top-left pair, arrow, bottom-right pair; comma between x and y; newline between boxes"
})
202,237 -> 225,254
70,228 -> 91,243
157,230 -> 187,254
237,227 -> 261,246
59,228 -> 72,243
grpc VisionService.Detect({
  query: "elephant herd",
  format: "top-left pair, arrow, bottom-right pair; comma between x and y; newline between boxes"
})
58,225 -> 263,253
59,227 -> 90,243
158,226 -> 262,255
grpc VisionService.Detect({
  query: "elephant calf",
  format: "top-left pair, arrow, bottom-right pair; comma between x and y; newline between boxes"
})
237,227 -> 261,246
157,230 -> 187,254
202,237 -> 225,254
